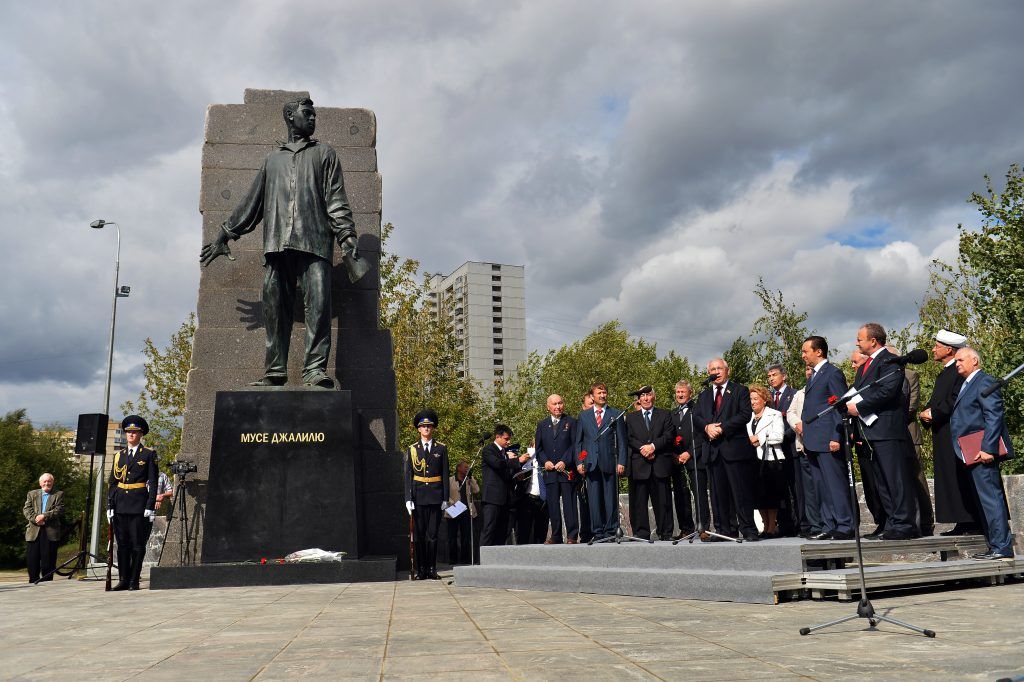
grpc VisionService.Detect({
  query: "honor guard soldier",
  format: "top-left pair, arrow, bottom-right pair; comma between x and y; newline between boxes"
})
405,410 -> 451,580
106,415 -> 159,590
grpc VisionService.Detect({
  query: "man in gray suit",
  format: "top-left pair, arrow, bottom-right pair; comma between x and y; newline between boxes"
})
24,473 -> 64,583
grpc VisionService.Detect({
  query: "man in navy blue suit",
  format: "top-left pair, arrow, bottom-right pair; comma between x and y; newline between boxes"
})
535,394 -> 579,544
847,323 -> 917,540
950,347 -> 1015,560
575,382 -> 628,540
799,336 -> 854,540
694,358 -> 758,541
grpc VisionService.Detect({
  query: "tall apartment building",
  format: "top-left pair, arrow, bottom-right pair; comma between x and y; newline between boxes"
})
427,261 -> 526,390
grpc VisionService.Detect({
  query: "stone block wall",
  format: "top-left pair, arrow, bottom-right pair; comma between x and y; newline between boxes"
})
161,89 -> 405,566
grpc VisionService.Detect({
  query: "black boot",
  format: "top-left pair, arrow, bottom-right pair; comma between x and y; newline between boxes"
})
112,546 -> 132,591
426,541 -> 440,579
130,549 -> 146,590
414,541 -> 427,580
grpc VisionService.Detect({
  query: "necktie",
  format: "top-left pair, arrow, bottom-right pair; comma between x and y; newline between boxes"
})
644,410 -> 651,429
552,418 -> 559,428
595,408 -> 603,428
714,386 -> 723,413
773,392 -> 780,409
424,442 -> 430,455
859,356 -> 873,378
41,494 -> 48,513
808,368 -> 816,387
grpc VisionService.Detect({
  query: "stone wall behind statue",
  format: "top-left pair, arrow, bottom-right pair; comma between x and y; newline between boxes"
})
161,89 -> 405,566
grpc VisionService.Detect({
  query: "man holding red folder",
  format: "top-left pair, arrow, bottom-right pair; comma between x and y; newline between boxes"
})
950,347 -> 1015,560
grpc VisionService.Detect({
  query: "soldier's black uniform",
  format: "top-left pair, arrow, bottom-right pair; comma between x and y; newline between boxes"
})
405,410 -> 450,580
107,416 -> 158,590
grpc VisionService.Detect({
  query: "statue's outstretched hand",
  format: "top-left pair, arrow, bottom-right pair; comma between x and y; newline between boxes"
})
200,232 -> 235,267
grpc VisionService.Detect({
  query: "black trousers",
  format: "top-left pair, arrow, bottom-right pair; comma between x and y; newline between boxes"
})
113,513 -> 148,586
26,537 -> 57,583
628,475 -> 672,539
671,465 -> 710,533
777,458 -> 800,535
793,454 -> 823,534
906,441 -> 935,533
263,250 -> 331,381
481,502 -> 510,546
868,439 -> 918,536
545,480 -> 579,542
412,503 -> 441,576
577,484 -> 593,542
514,496 -> 549,544
857,444 -> 887,529
709,459 -> 757,537
447,514 -> 472,564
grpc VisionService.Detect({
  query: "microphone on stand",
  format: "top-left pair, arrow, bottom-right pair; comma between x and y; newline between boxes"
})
700,373 -> 719,386
886,349 -> 929,366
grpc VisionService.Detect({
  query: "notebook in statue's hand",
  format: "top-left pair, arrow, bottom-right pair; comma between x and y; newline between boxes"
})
956,430 -> 1009,465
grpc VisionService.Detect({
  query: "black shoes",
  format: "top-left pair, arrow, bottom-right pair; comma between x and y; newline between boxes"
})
829,531 -> 855,540
129,582 -> 141,591
110,582 -> 130,591
880,530 -> 916,541
742,533 -> 760,542
810,532 -> 833,541
941,524 -> 981,536
971,551 -> 1014,561
862,529 -> 884,540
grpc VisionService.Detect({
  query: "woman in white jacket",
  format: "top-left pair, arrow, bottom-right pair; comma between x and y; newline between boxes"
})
747,384 -> 786,538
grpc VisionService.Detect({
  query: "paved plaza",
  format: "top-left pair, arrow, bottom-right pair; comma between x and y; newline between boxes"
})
1,571 -> 1023,680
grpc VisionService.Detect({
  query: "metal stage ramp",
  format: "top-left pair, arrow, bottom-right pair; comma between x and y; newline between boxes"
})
453,535 -> 1021,604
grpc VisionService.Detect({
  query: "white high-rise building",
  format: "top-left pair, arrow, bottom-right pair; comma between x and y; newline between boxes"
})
427,261 -> 526,390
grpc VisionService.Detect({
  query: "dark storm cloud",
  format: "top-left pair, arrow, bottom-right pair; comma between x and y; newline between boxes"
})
1,0 -> 1022,424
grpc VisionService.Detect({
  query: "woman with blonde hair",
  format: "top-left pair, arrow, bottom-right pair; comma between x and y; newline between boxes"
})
747,384 -> 786,537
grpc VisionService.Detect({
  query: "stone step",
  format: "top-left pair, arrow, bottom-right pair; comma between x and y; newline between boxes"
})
455,564 -> 779,604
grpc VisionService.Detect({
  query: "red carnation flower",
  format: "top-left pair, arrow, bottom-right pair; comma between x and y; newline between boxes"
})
578,450 -> 588,461
260,557 -> 267,565
674,436 -> 683,445
827,395 -> 838,405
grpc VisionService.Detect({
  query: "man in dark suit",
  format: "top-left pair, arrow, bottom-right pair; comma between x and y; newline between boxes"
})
480,424 -> 532,546
767,364 -> 800,536
847,323 -> 917,540
23,473 -> 64,583
404,409 -> 451,580
574,393 -> 595,543
106,415 -> 159,591
799,336 -> 854,540
889,345 -> 935,537
920,330 -> 981,535
625,386 -> 675,540
694,358 -> 758,541
575,382 -> 628,540
669,380 -> 710,539
849,349 -> 889,535
950,347 -> 1015,560
535,394 -> 579,544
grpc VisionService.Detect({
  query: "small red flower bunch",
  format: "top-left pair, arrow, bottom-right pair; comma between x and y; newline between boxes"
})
578,450 -> 588,461
260,557 -> 267,565
827,395 -> 838,406
674,436 -> 683,446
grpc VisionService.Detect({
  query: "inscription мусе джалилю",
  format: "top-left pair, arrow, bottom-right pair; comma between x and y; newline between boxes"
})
239,432 -> 327,444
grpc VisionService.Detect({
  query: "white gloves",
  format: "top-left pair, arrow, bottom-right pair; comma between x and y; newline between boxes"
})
440,501 -> 449,511
406,501 -> 415,515
144,509 -> 155,522
106,509 -> 114,521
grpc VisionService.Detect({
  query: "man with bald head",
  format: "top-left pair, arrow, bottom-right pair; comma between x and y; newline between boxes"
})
694,358 -> 757,541
535,394 -> 579,543
950,347 -> 1015,560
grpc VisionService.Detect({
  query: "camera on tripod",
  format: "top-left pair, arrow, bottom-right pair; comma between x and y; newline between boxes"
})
169,460 -> 198,476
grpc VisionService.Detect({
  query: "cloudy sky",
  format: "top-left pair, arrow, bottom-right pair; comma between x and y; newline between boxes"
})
2,1 -> 1022,427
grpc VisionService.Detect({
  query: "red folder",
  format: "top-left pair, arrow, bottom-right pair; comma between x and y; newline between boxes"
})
956,430 -> 1009,465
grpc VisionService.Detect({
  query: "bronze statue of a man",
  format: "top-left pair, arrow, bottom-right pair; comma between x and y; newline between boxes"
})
201,97 -> 363,389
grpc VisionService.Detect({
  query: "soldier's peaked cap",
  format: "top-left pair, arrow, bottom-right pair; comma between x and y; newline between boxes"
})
413,409 -> 439,428
121,415 -> 149,436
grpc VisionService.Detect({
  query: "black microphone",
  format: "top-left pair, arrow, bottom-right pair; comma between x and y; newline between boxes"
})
887,349 -> 928,366
700,373 -> 719,386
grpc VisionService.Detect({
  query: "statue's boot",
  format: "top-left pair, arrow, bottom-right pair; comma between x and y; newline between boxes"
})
249,375 -> 287,387
303,371 -> 335,389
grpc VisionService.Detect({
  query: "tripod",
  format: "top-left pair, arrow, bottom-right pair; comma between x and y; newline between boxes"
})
674,392 -> 739,544
589,408 -> 652,545
799,369 -> 935,638
157,473 -> 193,566
35,451 -> 104,584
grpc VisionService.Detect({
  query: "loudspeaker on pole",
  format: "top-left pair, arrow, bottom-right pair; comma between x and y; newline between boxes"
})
75,413 -> 109,454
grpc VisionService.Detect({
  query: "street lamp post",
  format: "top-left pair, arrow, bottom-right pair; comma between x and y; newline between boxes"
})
88,219 -> 130,560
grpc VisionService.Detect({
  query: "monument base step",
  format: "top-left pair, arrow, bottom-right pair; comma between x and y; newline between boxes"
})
150,556 -> 396,589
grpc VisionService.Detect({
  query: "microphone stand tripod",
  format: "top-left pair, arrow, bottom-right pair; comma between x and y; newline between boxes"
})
589,408 -> 653,545
674,389 -> 739,544
798,367 -> 936,638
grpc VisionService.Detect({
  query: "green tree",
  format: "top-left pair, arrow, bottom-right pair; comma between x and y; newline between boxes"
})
722,336 -> 757,386
0,410 -> 88,567
379,223 -> 488,469
120,313 -> 195,465
749,279 -> 812,387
